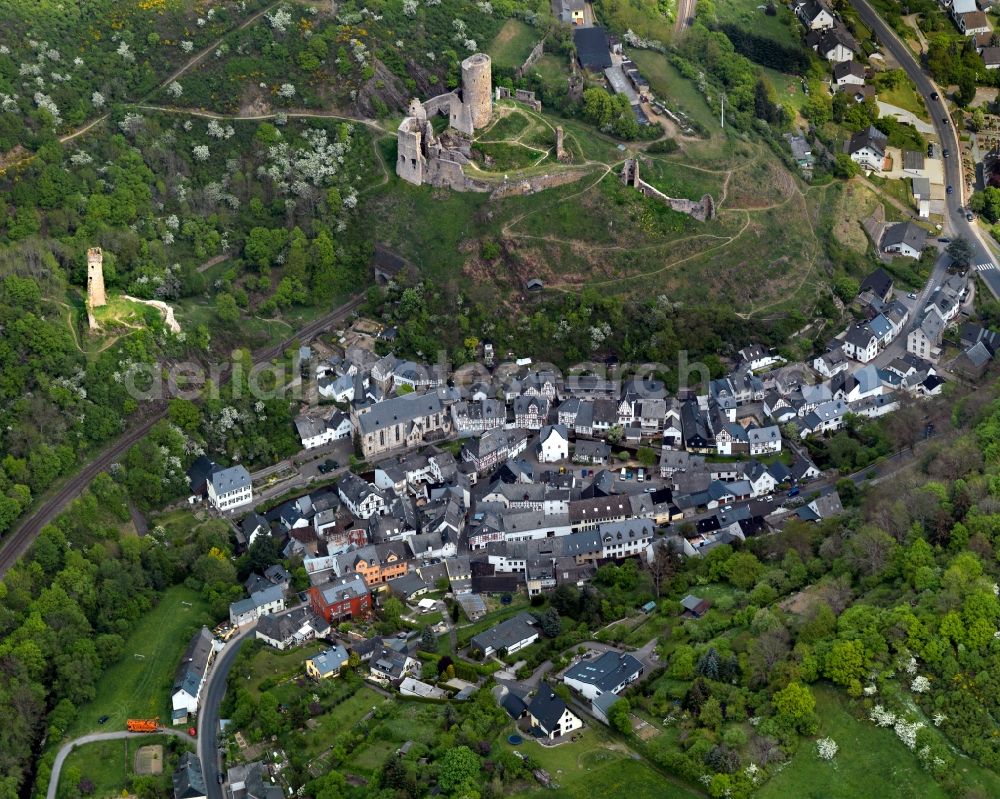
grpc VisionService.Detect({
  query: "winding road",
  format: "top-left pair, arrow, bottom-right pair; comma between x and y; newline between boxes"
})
47,729 -> 195,799
0,294 -> 364,578
850,0 -> 1000,297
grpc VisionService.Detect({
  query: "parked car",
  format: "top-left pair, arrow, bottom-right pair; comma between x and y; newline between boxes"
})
722,505 -> 733,511
908,292 -> 917,299
943,148 -> 950,158
788,486 -> 801,497
938,237 -> 951,244
967,212 -> 975,221
947,185 -> 953,194
930,91 -> 939,100
218,773 -> 225,784
765,495 -> 774,502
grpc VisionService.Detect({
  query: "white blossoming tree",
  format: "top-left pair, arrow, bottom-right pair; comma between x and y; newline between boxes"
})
278,83 -> 296,98
816,738 -> 838,761
911,675 -> 930,693
193,144 -> 211,161
167,81 -> 183,98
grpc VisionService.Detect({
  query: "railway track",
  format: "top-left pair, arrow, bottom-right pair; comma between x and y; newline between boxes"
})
0,294 -> 364,577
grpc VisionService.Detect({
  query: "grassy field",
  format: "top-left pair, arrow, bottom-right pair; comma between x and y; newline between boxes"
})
762,67 -> 810,117
65,586 -> 214,739
488,19 -> 542,69
877,78 -> 930,121
59,735 -> 179,798
502,725 -> 700,799
303,684 -> 387,759
712,0 -> 803,47
529,53 -> 572,85
245,640 -> 326,698
628,51 -> 718,134
757,686 -> 946,799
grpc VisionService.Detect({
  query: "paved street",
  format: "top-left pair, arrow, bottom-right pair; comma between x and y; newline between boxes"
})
197,623 -> 259,799
851,0 -> 1000,298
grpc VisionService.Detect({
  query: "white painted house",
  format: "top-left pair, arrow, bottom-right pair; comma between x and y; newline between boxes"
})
537,424 -> 569,462
207,465 -> 253,512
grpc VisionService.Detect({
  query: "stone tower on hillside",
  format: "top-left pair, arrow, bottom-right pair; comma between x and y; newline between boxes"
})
87,247 -> 106,308
86,247 -> 106,331
461,53 -> 493,130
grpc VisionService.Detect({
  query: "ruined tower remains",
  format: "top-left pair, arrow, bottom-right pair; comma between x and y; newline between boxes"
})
86,247 -> 106,331
555,126 -> 567,161
461,53 -> 493,130
395,53 -> 493,188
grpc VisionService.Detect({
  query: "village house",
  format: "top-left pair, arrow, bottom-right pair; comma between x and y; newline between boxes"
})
229,583 -> 285,627
832,59 -> 866,86
207,465 -> 253,512
908,307 -> 946,362
171,627 -> 221,724
514,395 -> 550,430
842,323 -> 880,363
796,0 -> 835,30
461,427 -> 528,474
255,606 -> 330,650
305,645 -> 350,679
848,125 -> 888,171
370,645 -> 421,683
308,572 -> 372,623
450,399 -> 506,434
563,650 -> 644,700
334,542 -> 410,586
537,424 -> 569,462
338,473 -> 389,519
172,753 -> 207,799
470,612 -> 540,657
527,688 -> 584,740
881,221 -> 927,258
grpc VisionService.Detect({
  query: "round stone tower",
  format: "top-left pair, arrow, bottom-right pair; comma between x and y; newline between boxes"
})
461,53 -> 492,130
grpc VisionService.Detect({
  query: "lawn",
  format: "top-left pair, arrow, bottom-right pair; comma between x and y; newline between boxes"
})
59,735 -> 180,798
877,77 -> 931,121
712,0 -> 803,47
502,725 -> 700,799
303,684 -> 387,759
65,586 -> 214,739
246,640 -> 326,698
488,19 -> 541,69
528,53 -> 572,85
629,51 -> 718,135
757,686 -> 947,799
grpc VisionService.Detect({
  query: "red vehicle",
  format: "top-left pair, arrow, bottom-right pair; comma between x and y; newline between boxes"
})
126,718 -> 160,733
188,726 -> 197,738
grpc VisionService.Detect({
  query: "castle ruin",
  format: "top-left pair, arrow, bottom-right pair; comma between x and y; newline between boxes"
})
86,247 -> 106,330
396,53 -> 494,190
620,158 -> 716,222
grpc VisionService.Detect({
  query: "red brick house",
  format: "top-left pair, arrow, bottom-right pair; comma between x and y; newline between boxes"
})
309,572 -> 372,623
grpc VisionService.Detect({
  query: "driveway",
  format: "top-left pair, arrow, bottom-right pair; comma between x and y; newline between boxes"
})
47,729 -> 195,799
877,101 -> 934,134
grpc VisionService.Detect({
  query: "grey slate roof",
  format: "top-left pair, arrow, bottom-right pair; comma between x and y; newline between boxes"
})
210,464 -> 251,494
882,221 -> 926,252
564,650 -> 643,693
356,392 -> 445,435
173,753 -> 206,799
528,688 -> 572,733
470,612 -> 538,653
173,627 -> 215,699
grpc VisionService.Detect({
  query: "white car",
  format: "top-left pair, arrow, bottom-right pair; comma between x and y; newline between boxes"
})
765,495 -> 774,502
